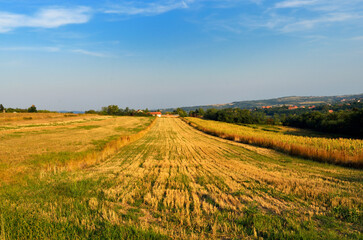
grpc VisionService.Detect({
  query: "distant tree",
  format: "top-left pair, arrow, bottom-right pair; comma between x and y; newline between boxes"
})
198,108 -> 205,117
28,105 -> 37,113
85,110 -> 97,114
273,114 -> 282,125
100,107 -> 108,115
176,108 -> 187,117
107,105 -> 120,115
204,108 -> 218,120
189,108 -> 206,117
251,111 -> 266,124
0,104 -> 4,113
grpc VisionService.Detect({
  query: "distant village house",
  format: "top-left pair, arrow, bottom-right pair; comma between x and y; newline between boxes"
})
149,112 -> 162,117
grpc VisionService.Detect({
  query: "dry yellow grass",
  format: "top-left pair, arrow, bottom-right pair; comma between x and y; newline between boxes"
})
0,113 -> 155,183
57,118 -> 360,238
0,117 -> 361,239
0,112 -> 80,123
184,117 -> 363,168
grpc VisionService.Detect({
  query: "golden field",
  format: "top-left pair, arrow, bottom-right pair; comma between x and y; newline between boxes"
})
0,117 -> 362,239
184,117 -> 363,168
0,113 -> 155,183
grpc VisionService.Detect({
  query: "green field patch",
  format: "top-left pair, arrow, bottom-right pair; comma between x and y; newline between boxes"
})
75,125 -> 101,130
91,135 -> 120,150
52,178 -> 98,199
29,151 -> 88,167
0,203 -> 167,240
3,132 -> 24,139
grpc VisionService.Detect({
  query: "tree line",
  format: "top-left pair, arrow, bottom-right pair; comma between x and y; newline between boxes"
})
185,100 -> 363,138
86,105 -> 153,116
283,110 -> 363,137
0,104 -> 47,113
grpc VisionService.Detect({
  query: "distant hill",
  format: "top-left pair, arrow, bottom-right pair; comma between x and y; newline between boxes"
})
162,93 -> 363,112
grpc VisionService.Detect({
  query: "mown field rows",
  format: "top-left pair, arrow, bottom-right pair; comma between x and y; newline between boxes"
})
184,117 -> 363,168
0,113 -> 154,183
1,118 -> 361,239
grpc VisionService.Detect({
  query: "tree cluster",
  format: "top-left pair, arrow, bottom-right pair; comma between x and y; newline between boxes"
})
0,104 -> 40,113
173,108 -> 187,117
189,108 -> 205,117
283,110 -> 363,138
86,105 -> 151,116
203,108 -> 267,124
184,99 -> 363,138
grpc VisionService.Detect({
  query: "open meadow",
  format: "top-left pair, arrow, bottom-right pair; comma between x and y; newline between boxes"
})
0,116 -> 362,239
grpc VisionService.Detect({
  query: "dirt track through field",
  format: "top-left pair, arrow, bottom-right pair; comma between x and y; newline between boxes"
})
83,118 -> 362,238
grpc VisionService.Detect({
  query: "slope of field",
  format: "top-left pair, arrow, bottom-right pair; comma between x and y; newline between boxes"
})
184,117 -> 363,168
0,113 -> 155,183
1,118 -> 361,239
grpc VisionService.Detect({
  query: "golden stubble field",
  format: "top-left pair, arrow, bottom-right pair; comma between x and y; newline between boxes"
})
69,118 -> 362,238
0,113 -> 154,183
0,116 -> 361,239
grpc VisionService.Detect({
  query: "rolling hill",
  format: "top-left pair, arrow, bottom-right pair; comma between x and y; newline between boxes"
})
162,93 -> 363,112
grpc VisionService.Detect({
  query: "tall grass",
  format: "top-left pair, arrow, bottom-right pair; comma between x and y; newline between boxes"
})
183,117 -> 363,168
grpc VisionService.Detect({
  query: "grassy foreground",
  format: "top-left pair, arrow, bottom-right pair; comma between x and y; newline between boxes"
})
184,117 -> 363,168
1,117 -> 362,239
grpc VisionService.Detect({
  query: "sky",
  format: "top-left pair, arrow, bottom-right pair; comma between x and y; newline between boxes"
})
0,0 -> 362,111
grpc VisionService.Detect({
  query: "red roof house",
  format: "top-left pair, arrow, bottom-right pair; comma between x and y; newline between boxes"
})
149,112 -> 162,117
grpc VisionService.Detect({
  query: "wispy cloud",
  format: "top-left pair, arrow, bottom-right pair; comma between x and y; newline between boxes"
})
206,0 -> 363,35
280,13 -> 360,32
275,0 -> 317,9
104,0 -> 192,16
71,49 -> 108,58
0,6 -> 91,33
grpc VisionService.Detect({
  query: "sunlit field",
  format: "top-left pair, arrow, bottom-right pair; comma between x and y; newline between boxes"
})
0,117 -> 361,239
184,117 -> 363,168
0,113 -> 155,183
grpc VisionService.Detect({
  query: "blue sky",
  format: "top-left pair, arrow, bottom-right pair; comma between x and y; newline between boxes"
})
0,0 -> 362,110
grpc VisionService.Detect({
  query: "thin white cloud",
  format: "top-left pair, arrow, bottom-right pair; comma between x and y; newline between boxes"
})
104,0 -> 192,16
275,0 -> 317,9
229,1 -> 363,34
71,49 -> 108,58
281,13 -> 360,32
0,6 -> 91,33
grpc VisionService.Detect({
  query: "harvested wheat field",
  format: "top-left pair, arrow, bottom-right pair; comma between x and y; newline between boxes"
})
0,113 -> 154,183
0,117 -> 361,239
